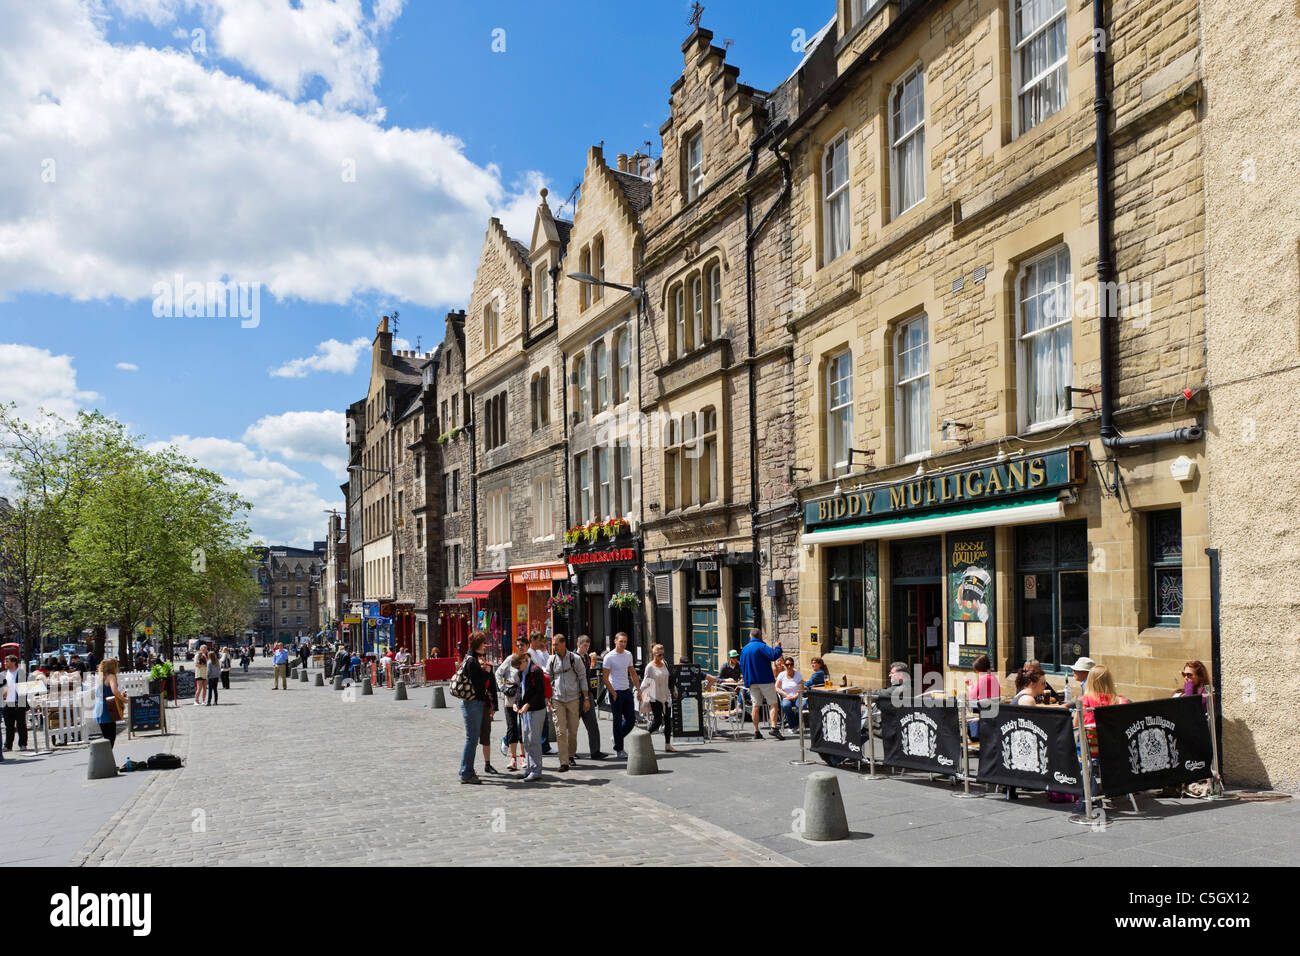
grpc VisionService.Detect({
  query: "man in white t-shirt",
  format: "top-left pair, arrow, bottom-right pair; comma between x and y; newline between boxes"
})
601,632 -> 640,758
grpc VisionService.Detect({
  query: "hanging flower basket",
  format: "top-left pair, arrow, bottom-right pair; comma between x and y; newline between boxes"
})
547,591 -> 575,616
608,591 -> 640,612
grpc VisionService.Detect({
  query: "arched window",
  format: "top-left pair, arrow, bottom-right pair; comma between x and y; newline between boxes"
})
574,353 -> 588,420
592,341 -> 609,414
484,299 -> 499,352
593,236 -> 605,302
579,247 -> 591,310
692,275 -> 704,346
614,328 -> 631,405
674,285 -> 686,359
709,265 -> 722,339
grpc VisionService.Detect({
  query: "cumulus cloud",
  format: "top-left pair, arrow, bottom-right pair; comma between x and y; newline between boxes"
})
0,0 -> 547,309
150,432 -> 338,547
116,361 -> 140,371
270,336 -> 369,378
0,344 -> 99,421
243,410 -> 348,476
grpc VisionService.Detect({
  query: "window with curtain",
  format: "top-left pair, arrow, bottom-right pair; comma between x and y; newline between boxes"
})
681,412 -> 698,509
1012,0 -> 1068,136
895,315 -> 930,459
692,275 -> 704,345
597,446 -> 613,519
617,439 -> 633,514
1017,245 -> 1073,428
674,285 -> 687,359
686,132 -> 704,201
826,351 -> 854,477
614,329 -> 630,404
890,65 -> 926,217
709,265 -> 722,339
701,407 -> 718,503
575,354 -> 588,420
575,453 -> 591,521
592,341 -> 609,413
823,133 -> 850,264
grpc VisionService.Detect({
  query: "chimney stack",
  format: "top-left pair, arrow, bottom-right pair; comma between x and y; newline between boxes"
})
617,153 -> 628,172
378,315 -> 389,334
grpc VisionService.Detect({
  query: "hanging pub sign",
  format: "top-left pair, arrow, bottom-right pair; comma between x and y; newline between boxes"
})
808,689 -> 866,760
876,695 -> 963,775
976,704 -> 1083,795
948,528 -> 996,667
804,445 -> 1086,531
670,663 -> 705,738
1092,696 -> 1214,797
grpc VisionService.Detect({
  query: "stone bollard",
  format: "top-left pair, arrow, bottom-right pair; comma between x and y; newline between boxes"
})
314,673 -> 324,687
362,677 -> 373,696
333,674 -> 344,690
290,667 -> 298,680
431,685 -> 446,709
802,772 -> 850,841
393,680 -> 408,701
625,728 -> 658,776
87,738 -> 117,780
299,669 -> 309,682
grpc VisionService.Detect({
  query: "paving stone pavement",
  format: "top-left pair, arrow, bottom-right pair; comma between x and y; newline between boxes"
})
56,658 -> 1297,867
72,659 -> 796,866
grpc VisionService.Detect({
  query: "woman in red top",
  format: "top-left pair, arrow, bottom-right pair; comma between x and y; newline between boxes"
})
964,655 -> 1001,740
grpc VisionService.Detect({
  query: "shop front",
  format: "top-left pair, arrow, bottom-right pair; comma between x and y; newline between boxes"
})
564,537 -> 643,657
799,446 -> 1089,692
452,575 -> 509,661
508,563 -> 567,650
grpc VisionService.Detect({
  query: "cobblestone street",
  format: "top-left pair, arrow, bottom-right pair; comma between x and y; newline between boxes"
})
6,658 -> 1285,868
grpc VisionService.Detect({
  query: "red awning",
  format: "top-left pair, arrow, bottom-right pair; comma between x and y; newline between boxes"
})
456,576 -> 507,600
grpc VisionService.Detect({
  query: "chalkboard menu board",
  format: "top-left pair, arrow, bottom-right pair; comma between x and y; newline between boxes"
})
129,693 -> 164,735
174,669 -> 196,699
670,664 -> 705,738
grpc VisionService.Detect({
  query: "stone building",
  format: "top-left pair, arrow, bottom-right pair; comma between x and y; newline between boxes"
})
265,546 -> 324,646
787,0 -> 1207,700
556,145 -> 653,654
1200,0 -> 1300,790
343,398 -> 365,649
637,26 -> 800,673
429,310 -> 474,657
464,205 -> 569,660
392,359 -> 434,656
320,512 -> 348,642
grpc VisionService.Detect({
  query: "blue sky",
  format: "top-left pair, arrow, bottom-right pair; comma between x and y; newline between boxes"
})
0,0 -> 829,546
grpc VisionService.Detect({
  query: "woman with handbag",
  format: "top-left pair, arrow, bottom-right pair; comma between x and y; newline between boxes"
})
92,659 -> 126,750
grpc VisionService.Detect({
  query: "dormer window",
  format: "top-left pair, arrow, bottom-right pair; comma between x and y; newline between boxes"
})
686,132 -> 704,201
536,265 -> 551,322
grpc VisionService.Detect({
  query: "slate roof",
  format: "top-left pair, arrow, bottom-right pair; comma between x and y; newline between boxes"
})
610,170 -> 653,213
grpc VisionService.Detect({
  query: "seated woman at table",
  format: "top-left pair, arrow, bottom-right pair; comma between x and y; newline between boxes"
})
1010,663 -> 1051,706
775,658 -> 804,730
806,657 -> 829,691
1174,660 -> 1211,700
1077,665 -> 1128,727
964,654 -> 1000,739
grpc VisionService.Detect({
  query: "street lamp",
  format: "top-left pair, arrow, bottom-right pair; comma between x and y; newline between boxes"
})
567,272 -> 644,301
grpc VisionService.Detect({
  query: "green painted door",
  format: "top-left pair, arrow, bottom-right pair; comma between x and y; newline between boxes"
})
735,595 -> 755,652
690,605 -> 719,675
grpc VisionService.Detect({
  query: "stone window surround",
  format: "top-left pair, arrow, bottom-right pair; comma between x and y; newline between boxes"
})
821,128 -> 851,267
893,311 -> 931,463
682,123 -> 705,203
665,254 -> 725,362
888,61 -> 927,221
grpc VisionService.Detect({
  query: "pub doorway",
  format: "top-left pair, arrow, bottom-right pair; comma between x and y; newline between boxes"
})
892,583 -> 943,688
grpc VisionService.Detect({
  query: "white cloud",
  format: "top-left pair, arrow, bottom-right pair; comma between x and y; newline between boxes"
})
242,410 -> 348,476
0,0 -> 547,310
150,432 -> 338,547
270,336 -> 368,378
115,361 -> 140,371
0,344 -> 99,421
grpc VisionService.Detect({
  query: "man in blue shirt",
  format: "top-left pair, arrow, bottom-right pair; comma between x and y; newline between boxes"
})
272,642 -> 290,690
738,629 -> 783,740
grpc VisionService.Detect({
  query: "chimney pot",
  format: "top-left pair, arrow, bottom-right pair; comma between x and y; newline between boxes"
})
617,153 -> 628,172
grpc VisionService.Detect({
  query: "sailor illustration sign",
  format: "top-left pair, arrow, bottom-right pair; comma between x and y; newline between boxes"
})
975,704 -> 1083,795
1093,696 -> 1214,796
948,529 -> 996,667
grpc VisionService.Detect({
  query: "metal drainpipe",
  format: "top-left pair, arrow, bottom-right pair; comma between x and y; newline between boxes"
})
1094,0 -> 1117,446
743,128 -> 792,634
560,350 -> 571,534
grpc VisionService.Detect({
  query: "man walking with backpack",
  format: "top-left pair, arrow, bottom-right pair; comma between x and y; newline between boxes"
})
545,634 -> 588,772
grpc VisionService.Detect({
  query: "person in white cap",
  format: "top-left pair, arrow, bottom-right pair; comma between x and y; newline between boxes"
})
1064,656 -> 1097,703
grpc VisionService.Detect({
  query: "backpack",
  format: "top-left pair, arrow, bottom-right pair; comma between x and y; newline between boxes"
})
146,753 -> 183,770
449,656 -> 476,701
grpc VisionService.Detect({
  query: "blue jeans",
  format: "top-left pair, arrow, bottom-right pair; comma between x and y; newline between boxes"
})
611,689 -> 636,752
520,709 -> 544,778
460,699 -> 485,779
780,697 -> 802,730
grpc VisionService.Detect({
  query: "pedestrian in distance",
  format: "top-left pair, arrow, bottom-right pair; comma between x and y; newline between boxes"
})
272,642 -> 290,690
240,646 -> 250,673
642,644 -> 676,753
512,651 -> 546,783
601,631 -> 640,759
545,633 -> 588,772
207,649 -> 221,704
3,655 -> 29,752
194,646 -> 208,705
92,658 -> 126,752
458,631 -> 494,784
739,629 -> 784,740
574,635 -> 607,760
